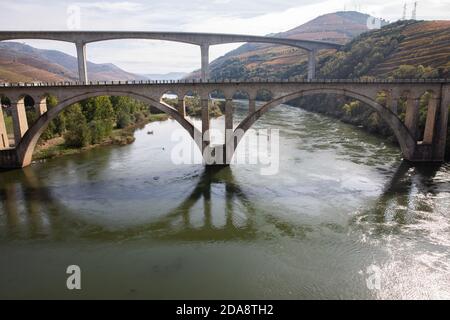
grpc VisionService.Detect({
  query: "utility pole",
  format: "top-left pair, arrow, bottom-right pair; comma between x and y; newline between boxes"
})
402,3 -> 407,20
412,1 -> 418,20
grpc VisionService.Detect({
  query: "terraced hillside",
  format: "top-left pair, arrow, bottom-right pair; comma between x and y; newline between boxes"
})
300,19 -> 450,158
319,20 -> 450,79
370,21 -> 450,77
198,17 -> 450,158
198,17 -> 449,81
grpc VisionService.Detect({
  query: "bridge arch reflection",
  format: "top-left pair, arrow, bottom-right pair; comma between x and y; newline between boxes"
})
1,161 -> 446,243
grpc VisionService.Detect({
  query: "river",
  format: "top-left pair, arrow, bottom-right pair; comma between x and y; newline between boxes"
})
0,101 -> 449,299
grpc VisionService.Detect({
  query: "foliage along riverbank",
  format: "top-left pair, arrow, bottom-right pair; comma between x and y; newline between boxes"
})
162,95 -> 224,118
31,94 -> 225,162
33,113 -> 168,161
31,96 -> 168,161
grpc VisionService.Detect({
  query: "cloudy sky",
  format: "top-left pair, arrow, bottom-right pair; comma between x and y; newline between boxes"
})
0,0 -> 449,75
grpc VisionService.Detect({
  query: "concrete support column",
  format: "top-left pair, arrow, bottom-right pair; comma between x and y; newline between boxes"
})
201,98 -> 210,151
225,98 -> 233,132
11,99 -> 29,145
384,92 -> 394,112
0,107 -> 10,149
434,85 -> 449,160
423,97 -> 439,144
307,49 -> 317,80
390,98 -> 399,115
200,44 -> 209,82
404,97 -> 420,140
35,97 -> 47,116
225,98 -> 234,163
177,98 -> 186,117
76,42 -> 88,83
249,99 -> 256,114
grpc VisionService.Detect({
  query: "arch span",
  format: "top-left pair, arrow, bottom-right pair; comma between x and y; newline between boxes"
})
234,88 -> 417,160
15,90 -> 202,167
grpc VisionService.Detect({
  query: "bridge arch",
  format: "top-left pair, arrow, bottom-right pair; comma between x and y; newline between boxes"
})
15,90 -> 202,167
234,88 -> 417,160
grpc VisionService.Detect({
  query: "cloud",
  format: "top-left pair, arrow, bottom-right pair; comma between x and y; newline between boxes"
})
0,0 -> 449,74
77,1 -> 143,12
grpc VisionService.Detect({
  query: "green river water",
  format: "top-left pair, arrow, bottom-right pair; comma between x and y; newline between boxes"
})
1,101 -> 449,299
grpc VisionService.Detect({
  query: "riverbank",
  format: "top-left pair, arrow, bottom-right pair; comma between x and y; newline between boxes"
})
291,96 -> 450,161
33,113 -> 169,161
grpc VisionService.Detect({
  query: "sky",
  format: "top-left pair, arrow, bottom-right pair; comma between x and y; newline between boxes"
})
0,0 -> 449,75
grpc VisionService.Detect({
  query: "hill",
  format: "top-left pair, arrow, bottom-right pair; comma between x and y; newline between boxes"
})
0,42 -> 144,83
187,11 -> 387,79
318,19 -> 450,79
190,14 -> 450,81
295,19 -> 450,159
192,17 -> 450,158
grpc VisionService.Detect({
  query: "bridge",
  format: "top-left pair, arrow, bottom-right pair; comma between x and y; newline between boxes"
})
0,31 -> 342,82
0,79 -> 449,169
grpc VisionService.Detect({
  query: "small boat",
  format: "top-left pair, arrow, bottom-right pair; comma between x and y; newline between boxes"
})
147,130 -> 154,135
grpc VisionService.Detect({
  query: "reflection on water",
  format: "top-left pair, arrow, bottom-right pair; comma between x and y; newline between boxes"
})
0,102 -> 449,299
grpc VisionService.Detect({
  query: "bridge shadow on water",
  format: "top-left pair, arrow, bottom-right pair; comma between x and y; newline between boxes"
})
0,162 -> 448,242
350,161 -> 448,236
0,166 -> 263,241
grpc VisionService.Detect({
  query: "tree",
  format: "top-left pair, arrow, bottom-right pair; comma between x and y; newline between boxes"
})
116,111 -> 131,129
64,104 -> 91,148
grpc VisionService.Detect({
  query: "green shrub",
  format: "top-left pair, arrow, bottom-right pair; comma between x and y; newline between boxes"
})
116,112 -> 132,129
64,125 -> 91,148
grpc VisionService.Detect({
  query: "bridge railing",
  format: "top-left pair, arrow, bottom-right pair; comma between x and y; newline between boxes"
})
0,78 -> 449,88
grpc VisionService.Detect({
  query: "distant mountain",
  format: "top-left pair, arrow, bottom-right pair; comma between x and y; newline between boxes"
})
186,11 -> 388,79
0,42 -> 146,83
142,72 -> 188,80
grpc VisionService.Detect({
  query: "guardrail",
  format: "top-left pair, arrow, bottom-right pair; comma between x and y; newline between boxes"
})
1,78 -> 449,88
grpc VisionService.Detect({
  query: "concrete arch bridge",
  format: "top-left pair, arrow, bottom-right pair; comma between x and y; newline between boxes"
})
0,79 -> 449,169
0,31 -> 342,82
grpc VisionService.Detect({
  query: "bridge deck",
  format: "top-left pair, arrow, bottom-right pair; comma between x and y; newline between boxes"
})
1,79 -> 449,88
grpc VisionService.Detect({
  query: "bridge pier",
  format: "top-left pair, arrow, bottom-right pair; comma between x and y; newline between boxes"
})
11,99 -> 29,146
390,98 -> 399,114
225,98 -> 234,163
178,98 -> 186,117
0,148 -> 20,169
200,44 -> 209,81
423,97 -> 439,144
34,96 -> 48,116
249,98 -> 256,114
435,85 -> 450,160
0,107 -> 10,149
307,49 -> 317,80
76,42 -> 88,83
404,97 -> 420,140
201,97 -> 210,152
